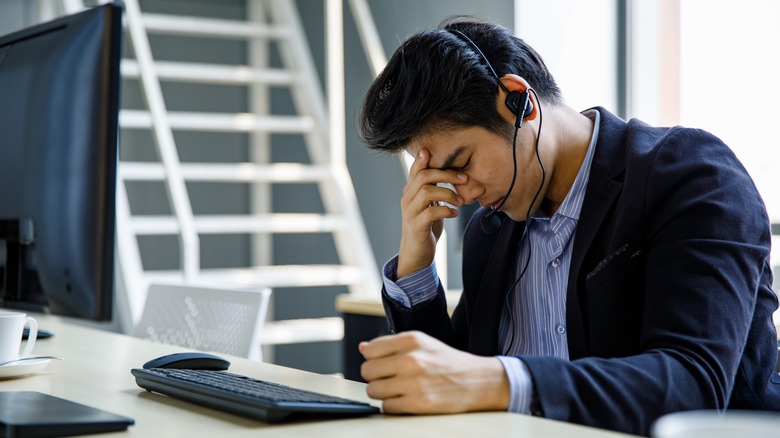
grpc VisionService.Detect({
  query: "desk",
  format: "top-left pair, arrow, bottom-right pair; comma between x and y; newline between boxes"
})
336,292 -> 461,317
0,316 -> 632,437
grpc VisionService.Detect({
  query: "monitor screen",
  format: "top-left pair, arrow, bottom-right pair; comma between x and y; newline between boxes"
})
0,4 -> 122,321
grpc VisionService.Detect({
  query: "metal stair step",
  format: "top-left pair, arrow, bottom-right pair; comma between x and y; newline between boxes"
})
140,13 -> 290,39
121,60 -> 298,85
120,109 -> 314,133
131,214 -> 349,234
143,265 -> 364,288
120,162 -> 331,183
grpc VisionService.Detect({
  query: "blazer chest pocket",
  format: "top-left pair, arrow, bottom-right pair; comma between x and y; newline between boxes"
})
585,244 -> 644,293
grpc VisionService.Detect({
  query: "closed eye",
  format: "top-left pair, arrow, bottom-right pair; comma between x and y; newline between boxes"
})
451,157 -> 471,172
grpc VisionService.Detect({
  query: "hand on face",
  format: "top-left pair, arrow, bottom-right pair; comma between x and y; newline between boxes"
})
359,331 -> 510,414
396,149 -> 466,279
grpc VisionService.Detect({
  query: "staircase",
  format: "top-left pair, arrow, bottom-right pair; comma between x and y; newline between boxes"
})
58,0 -> 382,347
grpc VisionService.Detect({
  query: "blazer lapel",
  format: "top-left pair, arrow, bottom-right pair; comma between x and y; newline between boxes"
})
567,108 -> 626,359
469,218 -> 525,356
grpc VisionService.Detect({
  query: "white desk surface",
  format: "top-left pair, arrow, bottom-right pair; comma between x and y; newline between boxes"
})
0,316 -> 633,437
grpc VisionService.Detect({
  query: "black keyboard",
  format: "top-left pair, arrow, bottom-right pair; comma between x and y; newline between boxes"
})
131,368 -> 380,423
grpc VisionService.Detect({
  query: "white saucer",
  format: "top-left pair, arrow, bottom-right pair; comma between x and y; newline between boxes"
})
0,358 -> 52,379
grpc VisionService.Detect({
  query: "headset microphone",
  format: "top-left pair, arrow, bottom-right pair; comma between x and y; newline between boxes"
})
480,210 -> 502,233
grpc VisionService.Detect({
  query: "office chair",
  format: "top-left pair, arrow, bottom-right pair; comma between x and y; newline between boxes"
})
133,283 -> 271,361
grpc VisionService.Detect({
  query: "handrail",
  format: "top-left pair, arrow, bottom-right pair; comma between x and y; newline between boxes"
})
123,0 -> 201,281
347,0 -> 387,78
326,0 -> 346,168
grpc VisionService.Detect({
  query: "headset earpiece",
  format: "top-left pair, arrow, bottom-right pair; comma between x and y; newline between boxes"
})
505,90 -> 532,128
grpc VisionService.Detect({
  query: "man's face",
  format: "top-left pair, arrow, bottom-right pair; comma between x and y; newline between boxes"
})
407,124 -> 544,222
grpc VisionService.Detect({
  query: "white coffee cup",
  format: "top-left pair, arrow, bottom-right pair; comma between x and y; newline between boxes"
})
0,311 -> 37,364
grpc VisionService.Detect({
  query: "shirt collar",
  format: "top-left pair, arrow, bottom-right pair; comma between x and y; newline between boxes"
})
552,109 -> 600,223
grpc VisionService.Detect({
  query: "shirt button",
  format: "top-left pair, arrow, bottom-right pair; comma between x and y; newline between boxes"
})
556,324 -> 566,335
551,258 -> 560,268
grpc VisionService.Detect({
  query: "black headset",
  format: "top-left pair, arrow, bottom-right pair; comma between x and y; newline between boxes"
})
448,29 -> 533,128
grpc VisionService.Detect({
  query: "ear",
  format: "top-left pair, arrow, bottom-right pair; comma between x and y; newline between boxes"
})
498,74 -> 538,121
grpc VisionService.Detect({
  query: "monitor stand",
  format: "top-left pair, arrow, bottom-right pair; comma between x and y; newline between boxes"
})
0,218 -> 46,313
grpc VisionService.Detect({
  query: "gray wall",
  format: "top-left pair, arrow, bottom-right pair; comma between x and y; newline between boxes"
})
0,0 -> 36,34
0,0 -> 513,374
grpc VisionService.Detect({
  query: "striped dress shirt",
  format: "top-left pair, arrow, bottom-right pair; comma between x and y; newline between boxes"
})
383,110 -> 600,414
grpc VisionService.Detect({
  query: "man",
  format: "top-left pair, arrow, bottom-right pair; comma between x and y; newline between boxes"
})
356,18 -> 780,436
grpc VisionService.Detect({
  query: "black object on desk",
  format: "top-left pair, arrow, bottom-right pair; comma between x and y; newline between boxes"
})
342,312 -> 390,382
0,391 -> 134,437
22,328 -> 53,340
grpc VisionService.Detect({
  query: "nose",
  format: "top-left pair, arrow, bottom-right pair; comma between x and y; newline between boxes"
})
453,179 -> 481,205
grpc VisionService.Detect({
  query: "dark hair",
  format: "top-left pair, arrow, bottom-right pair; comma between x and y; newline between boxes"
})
359,18 -> 562,154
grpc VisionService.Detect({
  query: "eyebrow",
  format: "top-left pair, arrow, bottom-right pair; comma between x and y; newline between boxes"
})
438,145 -> 467,170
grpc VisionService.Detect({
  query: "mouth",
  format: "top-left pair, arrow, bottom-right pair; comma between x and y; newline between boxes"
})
483,197 -> 505,211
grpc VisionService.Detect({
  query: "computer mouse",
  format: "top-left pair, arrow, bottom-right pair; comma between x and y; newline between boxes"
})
142,352 -> 231,371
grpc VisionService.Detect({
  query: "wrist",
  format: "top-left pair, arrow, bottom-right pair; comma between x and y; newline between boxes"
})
396,263 -> 418,280
471,357 -> 511,411
396,256 -> 432,281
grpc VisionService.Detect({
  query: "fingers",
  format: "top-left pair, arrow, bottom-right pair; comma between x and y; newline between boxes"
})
401,175 -> 465,228
360,336 -> 430,411
381,395 -> 418,414
407,148 -> 430,180
404,149 -> 467,205
359,332 -> 424,383
359,331 -> 421,361
405,183 -> 464,213
365,378 -> 405,402
366,378 -> 427,413
380,393 -> 438,415
364,377 -> 432,414
361,355 -> 472,415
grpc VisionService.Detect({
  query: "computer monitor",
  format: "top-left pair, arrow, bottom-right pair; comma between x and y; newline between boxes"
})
0,4 -> 122,321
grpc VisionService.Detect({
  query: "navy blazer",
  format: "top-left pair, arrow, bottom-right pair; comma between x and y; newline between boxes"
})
382,108 -> 780,435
